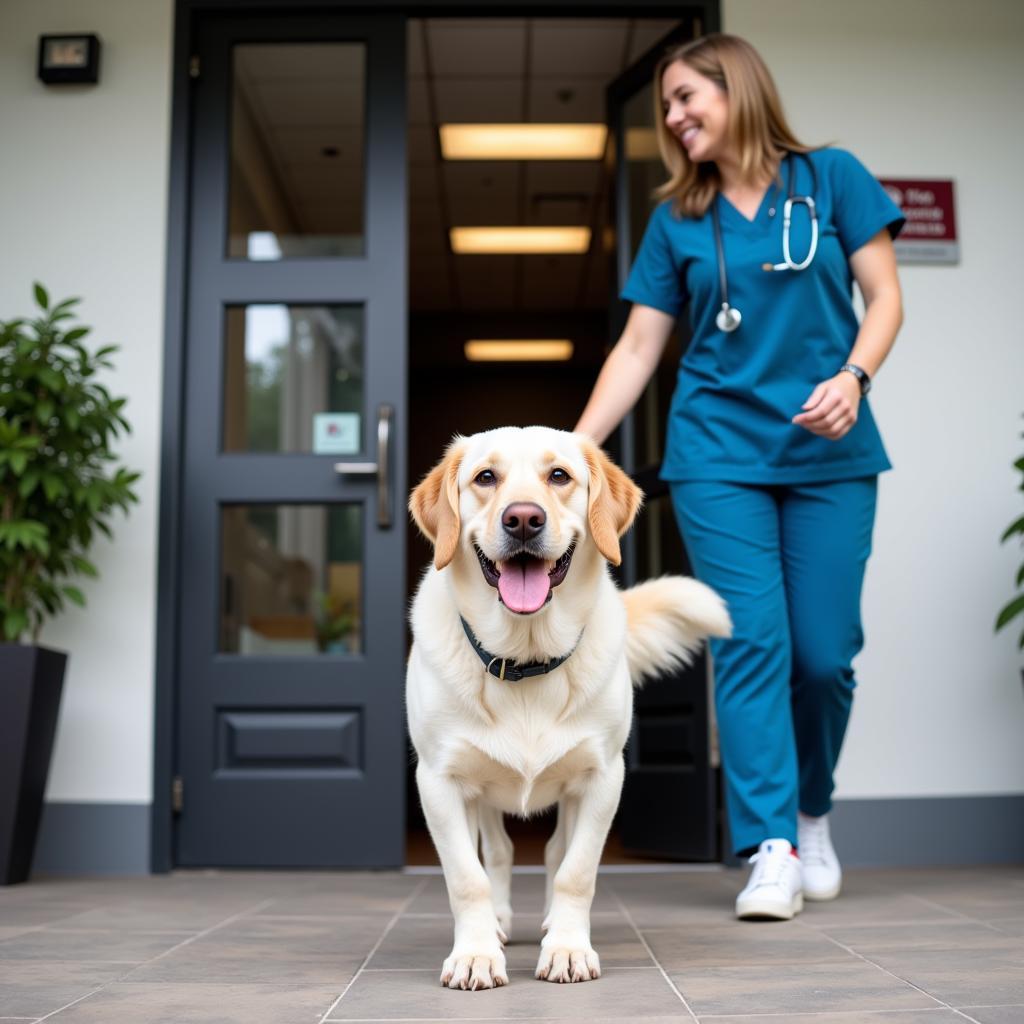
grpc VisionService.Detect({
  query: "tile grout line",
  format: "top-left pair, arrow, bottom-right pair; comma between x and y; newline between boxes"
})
358,965 -> 664,973
117,897 -> 281,980
904,892 -> 1024,939
698,1008 -> 975,1018
794,920 -> 984,1024
28,896 -> 280,1023
319,877 -> 430,1024
607,880 -> 700,1023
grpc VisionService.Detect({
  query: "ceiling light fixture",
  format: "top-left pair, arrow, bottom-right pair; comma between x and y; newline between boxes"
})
465,340 -> 574,362
440,124 -> 607,161
450,227 -> 591,255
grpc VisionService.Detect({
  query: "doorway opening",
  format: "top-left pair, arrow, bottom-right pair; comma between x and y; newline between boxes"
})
402,15 -> 712,867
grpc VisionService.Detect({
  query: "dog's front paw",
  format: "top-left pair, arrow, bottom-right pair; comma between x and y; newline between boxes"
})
441,945 -> 509,991
535,935 -> 601,983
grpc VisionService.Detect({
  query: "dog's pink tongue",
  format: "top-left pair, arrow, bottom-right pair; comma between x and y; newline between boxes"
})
498,559 -> 551,613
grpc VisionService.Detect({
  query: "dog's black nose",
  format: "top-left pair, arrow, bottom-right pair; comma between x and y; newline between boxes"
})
502,502 -> 546,542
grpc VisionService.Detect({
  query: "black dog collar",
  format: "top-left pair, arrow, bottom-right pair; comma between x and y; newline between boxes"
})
460,617 -> 583,683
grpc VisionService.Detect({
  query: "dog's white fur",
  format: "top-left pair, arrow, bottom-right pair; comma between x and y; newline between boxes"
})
407,427 -> 731,990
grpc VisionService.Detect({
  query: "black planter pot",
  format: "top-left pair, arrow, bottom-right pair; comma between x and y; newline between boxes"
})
0,644 -> 68,885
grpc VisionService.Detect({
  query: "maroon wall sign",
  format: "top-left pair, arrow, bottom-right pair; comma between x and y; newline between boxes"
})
878,178 -> 958,264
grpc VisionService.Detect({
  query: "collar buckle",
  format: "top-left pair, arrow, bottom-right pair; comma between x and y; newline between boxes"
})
462,616 -> 581,685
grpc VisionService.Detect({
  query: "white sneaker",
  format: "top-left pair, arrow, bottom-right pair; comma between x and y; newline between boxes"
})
735,839 -> 803,920
798,812 -> 842,901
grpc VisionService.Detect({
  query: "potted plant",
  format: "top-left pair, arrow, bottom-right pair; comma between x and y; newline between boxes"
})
314,591 -> 357,653
0,284 -> 139,885
995,416 -> 1024,681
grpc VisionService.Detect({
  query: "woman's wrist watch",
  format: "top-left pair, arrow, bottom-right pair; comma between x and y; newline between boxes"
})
839,363 -> 871,395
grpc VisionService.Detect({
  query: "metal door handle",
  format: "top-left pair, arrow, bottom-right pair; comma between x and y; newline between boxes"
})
333,404 -> 393,529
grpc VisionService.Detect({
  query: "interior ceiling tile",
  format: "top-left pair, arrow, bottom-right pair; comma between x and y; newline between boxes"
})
530,22 -> 627,77
292,201 -> 363,233
408,16 -> 683,315
627,19 -> 684,63
442,161 -> 518,201
409,230 -> 449,263
407,20 -> 427,77
271,128 -> 363,166
521,256 -> 585,310
447,198 -> 521,228
527,198 -> 591,228
428,21 -> 526,77
410,199 -> 445,234
455,255 -> 517,308
527,79 -> 605,122
234,43 -> 363,82
522,255 -> 582,286
433,78 -> 523,124
525,161 -> 600,196
407,76 -> 431,125
408,125 -> 437,166
257,82 -> 363,127
278,161 -> 363,199
409,265 -> 453,310
409,285 -> 453,312
408,161 -> 439,202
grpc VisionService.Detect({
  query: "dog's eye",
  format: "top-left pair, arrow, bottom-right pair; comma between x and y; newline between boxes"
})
549,468 -> 571,485
474,469 -> 497,486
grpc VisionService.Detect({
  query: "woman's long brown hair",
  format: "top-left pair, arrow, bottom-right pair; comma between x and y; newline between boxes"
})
652,34 -> 818,218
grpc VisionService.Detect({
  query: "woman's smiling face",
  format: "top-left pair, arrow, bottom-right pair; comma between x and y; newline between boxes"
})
661,59 -> 730,165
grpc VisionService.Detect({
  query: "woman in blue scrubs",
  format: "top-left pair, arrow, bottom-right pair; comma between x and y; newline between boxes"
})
575,33 -> 904,920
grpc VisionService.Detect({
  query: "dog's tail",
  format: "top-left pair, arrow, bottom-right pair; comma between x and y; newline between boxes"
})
621,576 -> 732,686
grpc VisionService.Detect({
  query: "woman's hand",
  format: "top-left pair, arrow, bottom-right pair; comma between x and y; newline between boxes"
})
792,372 -> 862,440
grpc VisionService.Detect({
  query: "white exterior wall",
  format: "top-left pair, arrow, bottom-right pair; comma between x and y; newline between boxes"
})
0,0 -> 175,804
0,0 -> 1021,825
724,0 -> 1024,797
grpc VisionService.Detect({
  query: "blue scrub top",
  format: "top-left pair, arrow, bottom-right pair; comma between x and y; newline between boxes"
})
622,147 -> 905,485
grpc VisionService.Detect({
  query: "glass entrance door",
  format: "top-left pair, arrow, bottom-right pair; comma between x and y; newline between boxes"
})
175,15 -> 407,867
606,17 -> 720,861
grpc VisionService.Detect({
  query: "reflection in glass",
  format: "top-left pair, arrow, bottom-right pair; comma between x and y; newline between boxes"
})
223,305 -> 364,454
228,43 -> 365,259
221,504 -> 363,656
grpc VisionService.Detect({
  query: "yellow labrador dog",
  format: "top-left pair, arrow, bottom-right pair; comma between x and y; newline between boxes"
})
407,427 -> 730,990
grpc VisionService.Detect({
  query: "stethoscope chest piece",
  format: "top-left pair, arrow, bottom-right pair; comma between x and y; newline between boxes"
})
716,303 -> 742,333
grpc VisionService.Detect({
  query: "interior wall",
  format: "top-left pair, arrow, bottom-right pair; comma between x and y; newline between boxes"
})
723,0 -> 1024,799
0,0 -> 174,806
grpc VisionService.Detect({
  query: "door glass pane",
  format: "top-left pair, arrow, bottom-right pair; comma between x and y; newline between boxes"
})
229,43 -> 365,259
220,504 -> 363,656
624,81 -> 664,263
623,81 -> 686,475
223,304 -> 364,454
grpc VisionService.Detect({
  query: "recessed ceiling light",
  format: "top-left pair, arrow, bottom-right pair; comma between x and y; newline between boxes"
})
440,124 -> 607,160
450,227 -> 591,255
465,340 -> 574,362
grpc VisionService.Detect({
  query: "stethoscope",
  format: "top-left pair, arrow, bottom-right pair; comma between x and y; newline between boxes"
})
712,152 -> 820,333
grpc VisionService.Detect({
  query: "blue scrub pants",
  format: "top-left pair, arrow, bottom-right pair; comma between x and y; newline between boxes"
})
669,478 -> 877,857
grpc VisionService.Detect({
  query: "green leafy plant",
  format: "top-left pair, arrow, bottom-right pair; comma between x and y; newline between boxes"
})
0,284 -> 140,643
313,591 -> 356,652
996,416 -> 1024,651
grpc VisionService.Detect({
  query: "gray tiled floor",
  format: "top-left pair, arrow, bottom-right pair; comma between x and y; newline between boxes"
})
1,866 -> 1022,1023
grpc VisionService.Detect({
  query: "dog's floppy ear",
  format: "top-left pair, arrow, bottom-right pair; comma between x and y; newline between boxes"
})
409,437 -> 465,570
580,438 -> 644,566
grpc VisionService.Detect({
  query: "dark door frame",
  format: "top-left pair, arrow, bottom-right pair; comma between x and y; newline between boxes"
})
154,0 -> 721,872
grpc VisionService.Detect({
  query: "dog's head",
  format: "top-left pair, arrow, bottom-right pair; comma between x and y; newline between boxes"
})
410,427 -> 642,616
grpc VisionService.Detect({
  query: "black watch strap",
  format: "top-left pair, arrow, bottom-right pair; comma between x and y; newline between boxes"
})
840,363 -> 871,395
